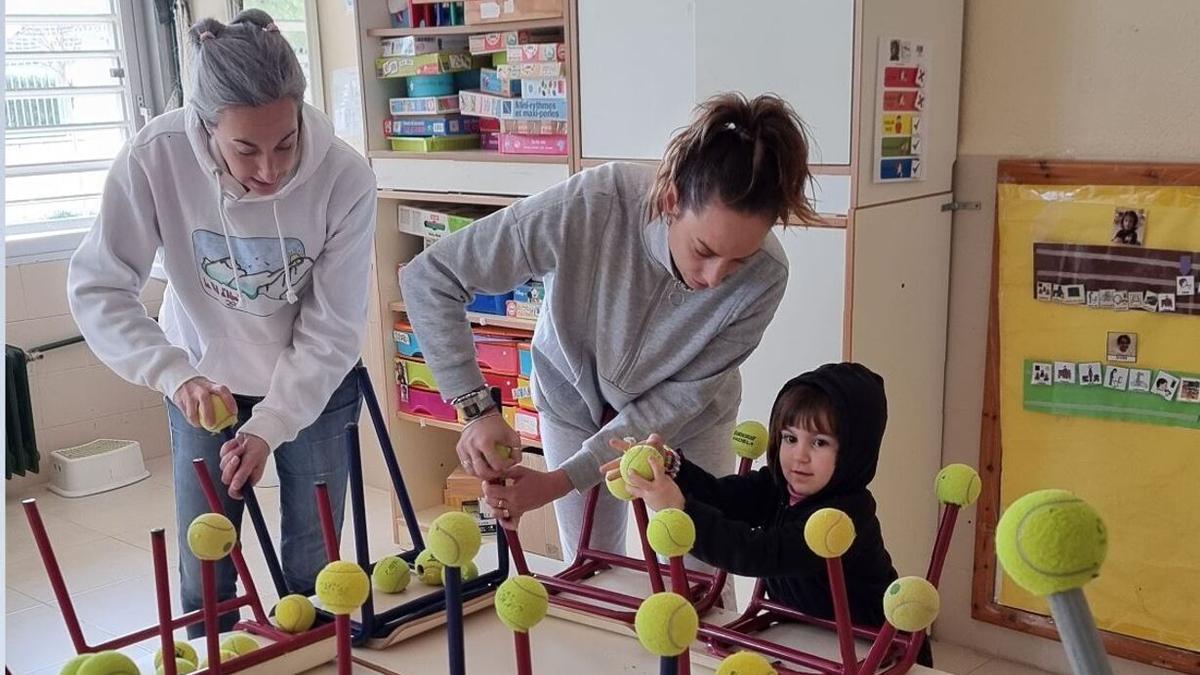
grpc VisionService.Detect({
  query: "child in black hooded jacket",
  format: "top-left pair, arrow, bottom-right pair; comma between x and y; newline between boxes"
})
613,362 -> 933,666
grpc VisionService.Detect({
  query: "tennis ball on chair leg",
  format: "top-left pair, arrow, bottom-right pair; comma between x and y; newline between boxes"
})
220,633 -> 260,656
620,444 -> 665,482
647,508 -> 696,558
76,651 -> 139,675
156,658 -> 197,675
186,513 -> 236,561
154,641 -> 198,669
731,420 -> 769,460
882,577 -> 940,632
803,508 -> 856,558
935,464 -> 982,507
273,594 -> 316,632
372,555 -> 412,593
995,489 -> 1107,596
315,560 -> 370,615
427,511 -> 483,568
635,592 -> 699,657
201,395 -> 237,433
494,575 -> 549,633
716,651 -> 778,675
415,549 -> 444,586
60,654 -> 93,675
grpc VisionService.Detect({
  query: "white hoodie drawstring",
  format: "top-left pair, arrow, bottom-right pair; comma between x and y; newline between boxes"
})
213,169 -> 247,308
273,200 -> 298,304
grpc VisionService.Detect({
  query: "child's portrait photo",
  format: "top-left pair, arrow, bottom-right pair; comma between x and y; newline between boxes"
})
1054,362 -> 1076,384
1079,362 -> 1102,385
1154,371 -> 1180,401
1106,332 -> 1138,363
1031,362 -> 1053,385
888,39 -> 901,62
1128,369 -> 1152,392
1111,208 -> 1147,246
1159,294 -> 1177,312
1036,281 -> 1053,301
1178,378 -> 1200,403
1098,289 -> 1116,307
1178,275 -> 1196,296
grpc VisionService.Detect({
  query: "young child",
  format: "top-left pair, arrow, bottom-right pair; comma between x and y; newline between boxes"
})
612,362 -> 934,666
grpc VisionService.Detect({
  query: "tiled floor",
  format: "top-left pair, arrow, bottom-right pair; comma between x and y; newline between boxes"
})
5,458 -> 1049,675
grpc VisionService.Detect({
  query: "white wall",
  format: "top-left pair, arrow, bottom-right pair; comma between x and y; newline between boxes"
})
940,2 -> 1200,673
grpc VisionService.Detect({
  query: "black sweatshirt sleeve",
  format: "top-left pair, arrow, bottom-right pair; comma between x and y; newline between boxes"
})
684,491 -> 881,579
673,459 -> 777,524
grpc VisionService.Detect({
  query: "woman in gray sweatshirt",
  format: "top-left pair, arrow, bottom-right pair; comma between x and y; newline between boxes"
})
401,92 -> 817,562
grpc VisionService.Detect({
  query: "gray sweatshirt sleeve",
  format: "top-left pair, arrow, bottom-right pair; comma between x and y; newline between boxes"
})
560,275 -> 787,491
400,173 -> 607,400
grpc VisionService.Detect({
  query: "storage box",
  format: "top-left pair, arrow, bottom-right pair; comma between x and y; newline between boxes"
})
466,0 -> 563,25
396,357 -> 439,390
406,72 -> 457,97
497,61 -> 564,79
506,299 -> 541,320
393,322 -> 423,358
514,407 -> 541,440
388,135 -> 481,152
479,68 -> 520,97
398,203 -> 493,241
474,337 -> 520,374
468,291 -> 514,315
377,52 -> 475,78
455,68 -> 482,90
518,343 -> 533,377
480,131 -> 499,150
381,35 -> 470,57
469,28 -> 561,55
506,43 -> 566,63
499,133 -> 568,155
397,384 -> 457,422
389,95 -> 461,116
483,370 -> 520,406
512,281 -> 544,304
519,77 -> 567,99
499,118 -> 568,135
459,90 -> 567,120
384,114 -> 480,138
516,377 -> 535,410
478,116 -> 501,133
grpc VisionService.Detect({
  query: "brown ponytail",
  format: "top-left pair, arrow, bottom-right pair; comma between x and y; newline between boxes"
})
648,92 -> 817,226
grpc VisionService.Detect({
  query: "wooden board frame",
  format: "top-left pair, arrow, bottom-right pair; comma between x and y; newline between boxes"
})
972,159 -> 1200,674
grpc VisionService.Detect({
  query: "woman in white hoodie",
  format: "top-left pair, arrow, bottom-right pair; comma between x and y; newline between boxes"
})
67,9 -> 376,635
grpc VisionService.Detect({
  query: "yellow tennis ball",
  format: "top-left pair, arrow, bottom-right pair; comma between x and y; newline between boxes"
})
415,549 -> 444,586
716,651 -> 778,675
995,489 -> 1107,597
199,650 -> 238,669
154,641 -> 198,669
882,577 -> 940,632
620,444 -> 665,482
935,464 -> 982,507
495,443 -> 513,460
372,555 -> 412,593
634,592 -> 699,657
316,560 -> 370,615
186,513 -> 236,561
731,420 -> 769,460
156,658 -> 197,675
201,395 -> 237,433
803,508 -> 856,558
606,471 -> 634,501
76,651 -> 139,675
60,654 -> 93,675
273,594 -> 316,633
647,508 -> 696,558
427,511 -> 482,567
220,633 -> 259,656
441,560 -> 479,585
495,575 -> 549,633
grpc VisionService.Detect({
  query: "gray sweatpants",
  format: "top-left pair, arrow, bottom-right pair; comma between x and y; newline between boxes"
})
539,412 -> 738,573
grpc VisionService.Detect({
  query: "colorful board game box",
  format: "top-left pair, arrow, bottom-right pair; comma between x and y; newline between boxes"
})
406,72 -> 457,97
383,115 -> 480,137
499,118 -> 568,134
519,77 -> 567,99
459,90 -> 567,120
389,95 -> 461,116
496,61 -> 563,79
468,28 -> 560,55
398,203 -> 493,241
498,133 -> 568,155
387,134 -> 481,152
381,35 -> 469,57
479,68 -> 520,97
505,43 -> 566,63
376,51 -> 475,78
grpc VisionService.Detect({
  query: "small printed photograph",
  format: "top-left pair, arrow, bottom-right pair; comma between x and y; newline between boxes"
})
1111,208 -> 1147,247
1153,371 -> 1181,401
1086,290 -> 1101,308
1128,291 -> 1145,309
1054,361 -> 1077,384
1178,275 -> 1196,297
1098,289 -> 1116,308
1063,284 -> 1085,304
1128,369 -> 1152,392
1178,378 -> 1200,403
1036,281 -> 1053,301
1104,366 -> 1129,391
1159,294 -> 1177,312
1031,362 -> 1053,386
1113,290 -> 1130,311
1051,284 -> 1065,301
1079,362 -> 1103,386
1142,292 -> 1160,311
1106,332 -> 1138,363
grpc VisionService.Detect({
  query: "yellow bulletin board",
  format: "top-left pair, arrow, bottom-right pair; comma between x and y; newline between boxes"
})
973,161 -> 1200,674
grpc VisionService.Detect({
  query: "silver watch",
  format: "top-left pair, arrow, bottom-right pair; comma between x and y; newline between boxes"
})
452,387 -> 497,421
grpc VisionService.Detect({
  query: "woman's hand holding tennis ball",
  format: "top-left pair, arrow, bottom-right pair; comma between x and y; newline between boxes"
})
173,377 -> 237,431
457,412 -> 522,480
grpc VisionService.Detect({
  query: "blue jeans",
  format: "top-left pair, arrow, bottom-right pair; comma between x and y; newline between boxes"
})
168,370 -> 361,637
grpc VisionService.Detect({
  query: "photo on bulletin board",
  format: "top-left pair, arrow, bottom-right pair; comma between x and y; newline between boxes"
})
976,160 -> 1200,674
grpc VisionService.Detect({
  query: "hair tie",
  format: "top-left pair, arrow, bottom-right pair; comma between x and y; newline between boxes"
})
199,30 -> 216,41
263,22 -> 280,33
724,121 -> 752,142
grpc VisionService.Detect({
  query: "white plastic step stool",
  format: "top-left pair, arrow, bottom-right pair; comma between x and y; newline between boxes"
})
48,439 -> 150,498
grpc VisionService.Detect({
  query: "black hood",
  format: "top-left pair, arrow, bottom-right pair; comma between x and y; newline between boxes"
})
770,362 -> 887,500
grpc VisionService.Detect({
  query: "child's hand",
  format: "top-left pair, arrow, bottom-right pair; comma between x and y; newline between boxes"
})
624,454 -> 685,512
601,433 -> 666,475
